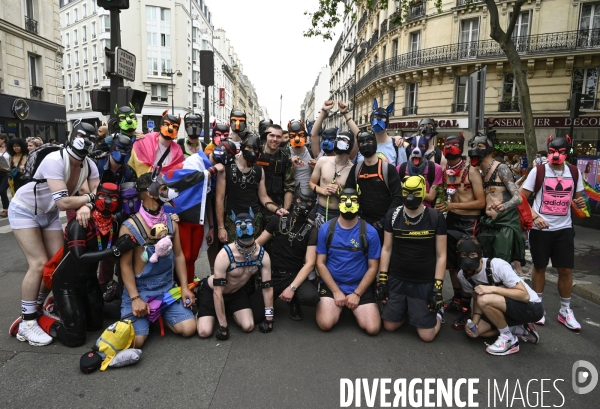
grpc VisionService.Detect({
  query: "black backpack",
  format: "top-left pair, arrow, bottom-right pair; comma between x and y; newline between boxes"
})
325,217 -> 368,256
398,161 -> 436,188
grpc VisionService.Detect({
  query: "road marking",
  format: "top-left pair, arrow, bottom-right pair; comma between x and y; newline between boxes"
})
584,320 -> 600,328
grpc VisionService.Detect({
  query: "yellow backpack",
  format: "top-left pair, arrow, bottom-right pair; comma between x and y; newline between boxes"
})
93,320 -> 135,371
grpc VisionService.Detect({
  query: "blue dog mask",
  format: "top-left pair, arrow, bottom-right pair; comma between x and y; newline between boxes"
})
320,127 -> 338,153
232,210 -> 255,240
370,99 -> 394,133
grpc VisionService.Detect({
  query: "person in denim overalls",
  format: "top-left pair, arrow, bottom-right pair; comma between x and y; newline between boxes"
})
119,172 -> 196,348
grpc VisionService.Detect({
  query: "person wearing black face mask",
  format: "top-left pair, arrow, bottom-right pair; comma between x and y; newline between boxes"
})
378,175 -> 447,342
456,236 -> 543,356
253,186 -> 320,322
216,133 -> 288,244
345,131 -> 402,243
178,113 -> 205,156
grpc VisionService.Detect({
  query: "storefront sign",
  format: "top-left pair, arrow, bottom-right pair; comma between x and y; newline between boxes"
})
219,88 -> 225,106
12,99 -> 30,120
495,117 -> 600,128
389,118 -> 468,130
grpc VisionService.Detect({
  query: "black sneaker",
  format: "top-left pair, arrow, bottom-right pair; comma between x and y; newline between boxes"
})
288,301 -> 303,321
103,280 -> 119,302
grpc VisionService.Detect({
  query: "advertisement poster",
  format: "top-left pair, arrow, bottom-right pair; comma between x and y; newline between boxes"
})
577,158 -> 599,189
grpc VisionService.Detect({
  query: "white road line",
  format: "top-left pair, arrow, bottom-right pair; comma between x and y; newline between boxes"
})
584,320 -> 600,328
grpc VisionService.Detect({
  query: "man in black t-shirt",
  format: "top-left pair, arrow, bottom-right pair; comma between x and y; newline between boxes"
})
378,175 -> 448,342
346,131 -> 402,243
254,186 -> 320,321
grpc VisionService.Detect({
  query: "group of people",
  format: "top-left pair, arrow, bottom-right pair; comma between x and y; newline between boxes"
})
5,98 -> 587,358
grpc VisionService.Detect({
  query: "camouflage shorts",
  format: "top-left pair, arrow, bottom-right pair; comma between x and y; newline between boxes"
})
224,211 -> 264,244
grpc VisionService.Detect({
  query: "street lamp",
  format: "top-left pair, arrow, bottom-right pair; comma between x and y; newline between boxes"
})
162,69 -> 183,113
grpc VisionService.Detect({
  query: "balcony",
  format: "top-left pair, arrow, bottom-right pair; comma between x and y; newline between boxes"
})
25,16 -> 38,34
452,102 -> 468,112
388,11 -> 401,31
357,28 -> 600,95
403,106 -> 418,116
30,85 -> 43,100
567,97 -> 598,110
357,12 -> 368,33
456,0 -> 484,7
380,19 -> 388,37
498,99 -> 520,112
407,3 -> 425,22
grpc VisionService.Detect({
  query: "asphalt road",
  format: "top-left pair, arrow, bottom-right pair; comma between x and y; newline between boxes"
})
0,219 -> 599,409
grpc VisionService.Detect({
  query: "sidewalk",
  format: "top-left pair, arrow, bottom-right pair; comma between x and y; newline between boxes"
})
523,224 -> 600,305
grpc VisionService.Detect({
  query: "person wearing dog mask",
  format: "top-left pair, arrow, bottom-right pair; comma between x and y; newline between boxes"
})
178,113 -> 205,156
128,109 -> 185,176
229,109 -> 248,150
310,100 -> 359,159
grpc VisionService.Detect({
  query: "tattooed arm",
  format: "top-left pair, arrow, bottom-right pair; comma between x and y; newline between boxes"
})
493,164 -> 522,212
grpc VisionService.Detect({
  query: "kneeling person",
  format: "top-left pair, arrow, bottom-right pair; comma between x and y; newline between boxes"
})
197,211 -> 274,339
315,187 -> 381,335
457,236 -> 544,356
255,186 -> 320,322
119,173 -> 197,348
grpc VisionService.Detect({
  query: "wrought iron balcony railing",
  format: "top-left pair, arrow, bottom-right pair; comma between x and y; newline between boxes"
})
358,12 -> 368,33
407,3 -> 425,21
380,19 -> 388,37
30,86 -> 43,100
452,103 -> 468,112
388,11 -> 401,31
403,106 -> 418,116
25,16 -> 38,34
498,100 -> 520,112
456,0 -> 484,7
356,28 -> 600,95
567,97 -> 598,110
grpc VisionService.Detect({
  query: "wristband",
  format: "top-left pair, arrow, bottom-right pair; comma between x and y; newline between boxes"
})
130,295 -> 140,301
218,226 -> 226,230
265,307 -> 274,318
85,193 -> 95,203
209,225 -> 214,229
345,117 -> 352,123
85,202 -> 95,210
208,166 -> 217,176
473,312 -> 482,317
353,291 -> 361,298
532,216 -> 539,221
379,272 -> 388,282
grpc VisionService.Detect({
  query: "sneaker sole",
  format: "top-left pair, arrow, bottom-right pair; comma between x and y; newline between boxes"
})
9,317 -> 22,337
15,333 -> 53,346
557,315 -> 581,331
486,344 -> 520,356
521,323 -> 540,344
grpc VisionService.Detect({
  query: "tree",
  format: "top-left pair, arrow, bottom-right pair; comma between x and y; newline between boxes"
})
305,0 -> 537,164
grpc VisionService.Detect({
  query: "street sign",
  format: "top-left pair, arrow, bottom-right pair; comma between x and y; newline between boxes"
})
115,47 -> 136,81
147,120 -> 155,129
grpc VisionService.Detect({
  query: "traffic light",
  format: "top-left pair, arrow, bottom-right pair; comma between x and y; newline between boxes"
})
484,117 -> 496,139
91,89 -> 111,115
97,0 -> 129,9
570,92 -> 585,120
200,50 -> 215,86
117,87 -> 147,114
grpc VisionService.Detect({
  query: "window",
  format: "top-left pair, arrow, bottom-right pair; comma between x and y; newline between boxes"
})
510,11 -> 531,51
74,29 -> 78,44
160,8 -> 170,22
193,92 -> 198,107
161,34 -> 170,47
388,86 -> 396,115
454,76 -> 469,112
74,8 -> 78,21
85,91 -> 90,106
161,59 -> 171,74
65,33 -> 70,46
82,25 -> 87,41
102,16 -> 110,31
29,54 -> 39,86
146,6 -> 157,20
66,12 -> 70,25
405,83 -> 418,113
392,39 -> 398,58
82,3 -> 87,17
92,22 -> 96,36
459,18 -> 479,58
66,53 -> 71,66
93,67 -> 98,82
83,47 -> 87,62
77,92 -> 81,106
580,3 -> 600,30
408,31 -> 420,66
500,73 -> 520,111
75,71 -> 80,85
84,69 -> 89,83
68,94 -> 73,107
192,71 -> 199,85
382,45 -> 387,61
147,58 -> 158,75
74,50 -> 79,65
92,44 -> 97,58
147,32 -> 158,46
151,84 -> 169,101
192,27 -> 198,41
67,73 -> 72,87
572,68 -> 599,109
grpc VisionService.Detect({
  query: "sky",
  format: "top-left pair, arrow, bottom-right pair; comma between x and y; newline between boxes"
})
207,0 -> 341,125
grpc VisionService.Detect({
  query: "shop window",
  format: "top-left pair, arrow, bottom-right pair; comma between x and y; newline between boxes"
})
151,84 -> 168,102
453,76 -> 469,112
459,18 -> 479,59
500,73 -> 519,112
557,128 -> 599,158
572,68 -> 599,109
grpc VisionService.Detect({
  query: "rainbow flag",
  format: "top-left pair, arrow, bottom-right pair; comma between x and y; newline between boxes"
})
571,180 -> 600,218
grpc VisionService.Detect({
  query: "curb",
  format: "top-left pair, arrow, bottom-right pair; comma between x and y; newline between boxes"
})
523,253 -> 600,306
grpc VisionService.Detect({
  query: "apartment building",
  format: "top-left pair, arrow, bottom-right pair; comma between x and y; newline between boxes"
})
0,0 -> 67,142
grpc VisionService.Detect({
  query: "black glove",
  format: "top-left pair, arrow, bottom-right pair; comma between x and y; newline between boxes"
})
429,279 -> 444,312
112,234 -> 136,257
373,219 -> 384,232
216,325 -> 229,340
376,272 -> 389,300
258,319 -> 274,333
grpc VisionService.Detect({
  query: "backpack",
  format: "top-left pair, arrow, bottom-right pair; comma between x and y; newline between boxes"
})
93,320 -> 136,371
398,161 -> 436,189
354,158 -> 391,194
516,193 -> 533,231
325,217 -> 368,256
533,163 -> 579,197
42,247 -> 66,289
20,144 -> 62,183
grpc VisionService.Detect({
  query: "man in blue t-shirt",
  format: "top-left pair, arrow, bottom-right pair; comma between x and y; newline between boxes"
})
315,187 -> 381,335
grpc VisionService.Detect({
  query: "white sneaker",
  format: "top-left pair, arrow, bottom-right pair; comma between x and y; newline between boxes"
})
16,320 -> 53,346
486,335 -> 520,356
558,308 -> 581,331
536,315 -> 546,326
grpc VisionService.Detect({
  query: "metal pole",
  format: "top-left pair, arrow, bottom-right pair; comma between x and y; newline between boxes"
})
109,9 -> 123,121
203,85 -> 210,146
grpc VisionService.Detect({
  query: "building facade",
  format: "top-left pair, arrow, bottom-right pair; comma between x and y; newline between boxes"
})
300,65 -> 331,125
59,0 -> 260,136
0,0 -> 67,142
350,0 -> 600,221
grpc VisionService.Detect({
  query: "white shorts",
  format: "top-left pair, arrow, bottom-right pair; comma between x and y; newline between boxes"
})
8,200 -> 62,230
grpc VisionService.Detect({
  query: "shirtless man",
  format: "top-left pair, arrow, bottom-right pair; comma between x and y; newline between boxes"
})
197,212 -> 274,339
468,133 -> 525,264
434,134 -> 485,330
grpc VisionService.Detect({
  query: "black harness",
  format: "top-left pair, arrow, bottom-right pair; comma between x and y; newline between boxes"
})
465,259 -> 501,288
223,244 -> 265,273
482,166 -> 505,190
